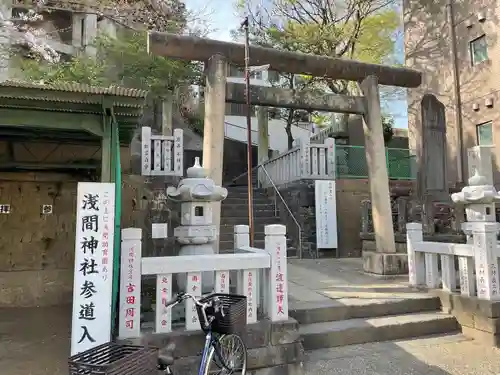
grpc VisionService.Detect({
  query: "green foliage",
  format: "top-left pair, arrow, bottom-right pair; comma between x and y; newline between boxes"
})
234,0 -> 401,148
18,31 -> 200,93
382,115 -> 395,144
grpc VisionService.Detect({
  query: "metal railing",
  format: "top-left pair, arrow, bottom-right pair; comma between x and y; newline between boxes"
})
335,145 -> 416,180
227,163 -> 304,259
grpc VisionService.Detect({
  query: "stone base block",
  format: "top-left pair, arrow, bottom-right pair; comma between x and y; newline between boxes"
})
434,290 -> 500,347
362,251 -> 408,275
123,318 -> 304,375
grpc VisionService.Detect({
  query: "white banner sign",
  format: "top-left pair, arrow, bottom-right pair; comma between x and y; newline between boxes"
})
71,182 -> 116,355
315,180 -> 338,249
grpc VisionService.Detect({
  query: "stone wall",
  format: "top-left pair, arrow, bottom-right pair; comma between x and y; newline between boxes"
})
125,319 -> 304,375
271,179 -> 414,258
0,170 -> 145,307
436,290 -> 500,347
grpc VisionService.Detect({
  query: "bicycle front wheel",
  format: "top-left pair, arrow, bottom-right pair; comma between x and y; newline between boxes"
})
203,333 -> 247,375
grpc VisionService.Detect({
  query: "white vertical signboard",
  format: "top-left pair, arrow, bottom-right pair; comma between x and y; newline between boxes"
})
71,182 -> 115,356
315,180 -> 338,248
119,228 -> 142,339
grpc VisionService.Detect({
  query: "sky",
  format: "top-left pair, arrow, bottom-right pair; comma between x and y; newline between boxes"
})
184,0 -> 408,129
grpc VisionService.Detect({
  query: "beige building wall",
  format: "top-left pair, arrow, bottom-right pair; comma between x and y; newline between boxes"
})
405,0 -> 500,186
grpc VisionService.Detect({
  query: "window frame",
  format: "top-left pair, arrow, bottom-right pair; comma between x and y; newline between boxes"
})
470,34 -> 488,66
476,121 -> 494,146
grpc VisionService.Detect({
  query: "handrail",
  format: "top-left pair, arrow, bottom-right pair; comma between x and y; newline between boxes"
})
224,163 -> 304,259
259,164 -> 303,259
227,163 -> 262,187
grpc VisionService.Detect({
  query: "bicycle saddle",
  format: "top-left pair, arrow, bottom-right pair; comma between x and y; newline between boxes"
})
158,353 -> 174,366
158,342 -> 175,367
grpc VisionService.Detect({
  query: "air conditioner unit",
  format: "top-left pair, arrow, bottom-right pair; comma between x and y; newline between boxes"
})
465,19 -> 473,28
485,97 -> 494,107
472,103 -> 480,111
477,12 -> 486,22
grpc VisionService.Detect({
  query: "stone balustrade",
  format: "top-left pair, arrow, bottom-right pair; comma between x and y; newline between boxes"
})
260,137 -> 335,187
406,171 -> 500,300
118,224 -> 289,339
141,126 -> 184,176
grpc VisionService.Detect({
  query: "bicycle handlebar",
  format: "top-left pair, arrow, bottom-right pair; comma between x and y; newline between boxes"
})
164,292 -> 209,308
164,292 -> 225,329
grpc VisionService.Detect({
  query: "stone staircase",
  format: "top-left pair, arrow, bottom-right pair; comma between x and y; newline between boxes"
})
291,296 -> 460,350
220,184 -> 295,255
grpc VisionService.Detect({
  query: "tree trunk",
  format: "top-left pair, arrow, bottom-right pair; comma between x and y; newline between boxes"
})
285,109 -> 295,149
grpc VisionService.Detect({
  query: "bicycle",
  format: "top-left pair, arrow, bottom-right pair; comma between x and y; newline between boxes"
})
157,292 -> 248,375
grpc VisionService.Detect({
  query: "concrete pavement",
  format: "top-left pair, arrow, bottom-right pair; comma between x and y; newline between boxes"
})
305,333 -> 500,375
289,259 -> 500,375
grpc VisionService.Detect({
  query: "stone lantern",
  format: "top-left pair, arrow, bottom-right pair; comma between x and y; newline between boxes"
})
451,171 -> 500,223
167,157 -> 228,293
451,171 -> 500,300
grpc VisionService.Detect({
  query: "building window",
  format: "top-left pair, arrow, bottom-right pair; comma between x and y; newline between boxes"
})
470,35 -> 488,65
477,121 -> 493,145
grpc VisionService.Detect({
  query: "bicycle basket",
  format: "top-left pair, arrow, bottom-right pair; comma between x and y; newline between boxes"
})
68,342 -> 158,375
196,293 -> 247,334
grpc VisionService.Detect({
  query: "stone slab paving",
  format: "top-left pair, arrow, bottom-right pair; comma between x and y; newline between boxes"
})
304,333 -> 500,375
0,305 -> 70,375
288,258 -> 430,305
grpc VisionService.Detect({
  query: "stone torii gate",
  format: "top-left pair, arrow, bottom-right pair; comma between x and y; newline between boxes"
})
147,32 -> 422,274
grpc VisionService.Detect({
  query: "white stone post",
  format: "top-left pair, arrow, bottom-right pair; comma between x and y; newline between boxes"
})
234,225 -> 249,296
119,228 -> 142,339
234,225 -> 260,321
234,225 -> 250,248
173,128 -> 184,176
406,223 -> 425,287
299,138 -> 311,178
459,224 -> 476,296
471,222 -> 500,300
325,137 -> 336,178
265,224 -> 289,321
141,127 -> 152,176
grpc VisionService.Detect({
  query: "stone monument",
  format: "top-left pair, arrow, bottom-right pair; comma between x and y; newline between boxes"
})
167,157 -> 228,293
416,94 -> 451,233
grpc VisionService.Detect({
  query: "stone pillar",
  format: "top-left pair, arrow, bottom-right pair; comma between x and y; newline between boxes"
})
161,93 -> 174,137
468,145 -> 493,185
359,75 -> 398,274
396,197 -> 409,233
202,54 -> 227,253
257,106 -> 269,186
360,200 -> 372,234
83,14 -> 97,56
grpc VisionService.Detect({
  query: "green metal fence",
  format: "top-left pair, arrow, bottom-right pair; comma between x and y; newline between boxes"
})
336,145 -> 416,180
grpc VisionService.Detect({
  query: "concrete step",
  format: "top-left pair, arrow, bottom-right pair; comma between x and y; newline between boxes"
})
223,197 -> 272,205
290,296 -> 441,325
221,208 -> 277,218
221,203 -> 277,213
300,311 -> 459,350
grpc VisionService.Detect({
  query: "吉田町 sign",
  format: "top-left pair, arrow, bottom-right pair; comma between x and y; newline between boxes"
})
314,180 -> 338,249
71,182 -> 115,356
